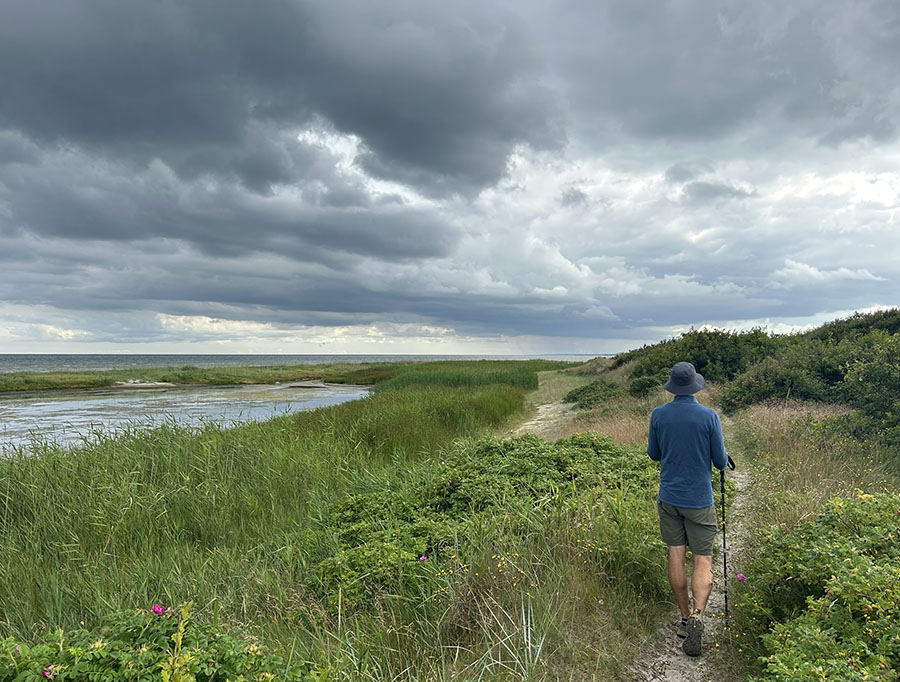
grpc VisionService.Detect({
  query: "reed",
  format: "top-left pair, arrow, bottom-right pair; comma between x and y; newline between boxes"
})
0,379 -> 523,639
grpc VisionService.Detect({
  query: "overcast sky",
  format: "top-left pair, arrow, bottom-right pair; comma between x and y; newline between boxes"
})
1,0 -> 898,355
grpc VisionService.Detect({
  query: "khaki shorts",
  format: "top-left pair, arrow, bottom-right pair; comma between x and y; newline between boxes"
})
657,501 -> 718,555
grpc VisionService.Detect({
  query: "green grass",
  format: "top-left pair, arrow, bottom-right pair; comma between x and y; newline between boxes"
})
0,359 -> 679,680
372,359 -> 572,392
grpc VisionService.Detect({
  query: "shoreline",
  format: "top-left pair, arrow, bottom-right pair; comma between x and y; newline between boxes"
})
0,379 -> 369,402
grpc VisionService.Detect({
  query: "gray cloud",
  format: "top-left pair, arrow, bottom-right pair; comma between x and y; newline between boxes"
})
0,0 -> 561,196
1,0 -> 899,352
532,0 -> 900,147
665,162 -> 712,184
682,181 -> 756,202
0,146 -> 460,261
559,188 -> 588,206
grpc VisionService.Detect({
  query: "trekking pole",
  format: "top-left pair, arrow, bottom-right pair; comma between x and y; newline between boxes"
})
721,455 -> 736,619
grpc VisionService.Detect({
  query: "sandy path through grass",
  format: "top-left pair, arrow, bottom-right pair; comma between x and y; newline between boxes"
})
620,415 -> 751,682
514,386 -> 752,682
511,400 -> 574,436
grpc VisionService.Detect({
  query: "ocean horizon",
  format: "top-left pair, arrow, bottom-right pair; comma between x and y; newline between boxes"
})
0,353 -> 606,374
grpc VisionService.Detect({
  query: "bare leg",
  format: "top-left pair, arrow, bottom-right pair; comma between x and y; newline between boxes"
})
691,554 -> 714,614
667,545 -> 691,618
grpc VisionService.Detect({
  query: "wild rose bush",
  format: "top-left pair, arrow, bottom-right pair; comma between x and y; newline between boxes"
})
315,433 -> 660,607
738,492 -> 900,681
0,603 -> 313,681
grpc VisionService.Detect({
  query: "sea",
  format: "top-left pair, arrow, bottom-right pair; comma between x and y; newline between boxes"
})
0,353 -> 600,374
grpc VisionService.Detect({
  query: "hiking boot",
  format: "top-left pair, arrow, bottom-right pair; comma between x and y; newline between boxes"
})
676,617 -> 688,638
682,611 -> 703,656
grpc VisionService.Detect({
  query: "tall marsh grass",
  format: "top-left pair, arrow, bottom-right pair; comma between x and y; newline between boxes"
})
372,360 -> 570,392
0,382 -> 523,640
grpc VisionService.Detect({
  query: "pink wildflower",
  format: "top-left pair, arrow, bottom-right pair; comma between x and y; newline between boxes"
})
152,603 -> 165,615
737,573 -> 746,582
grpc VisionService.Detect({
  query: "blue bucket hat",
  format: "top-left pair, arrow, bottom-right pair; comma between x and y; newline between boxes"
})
664,361 -> 705,395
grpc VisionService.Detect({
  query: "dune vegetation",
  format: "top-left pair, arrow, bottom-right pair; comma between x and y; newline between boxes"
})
3,359 -> 671,680
601,309 -> 900,680
2,309 -> 900,680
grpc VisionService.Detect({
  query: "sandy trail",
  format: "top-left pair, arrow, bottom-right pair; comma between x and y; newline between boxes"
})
622,463 -> 751,681
511,400 -> 574,437
516,397 -> 751,682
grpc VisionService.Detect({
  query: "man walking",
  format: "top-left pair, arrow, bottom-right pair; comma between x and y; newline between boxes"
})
647,361 -> 728,657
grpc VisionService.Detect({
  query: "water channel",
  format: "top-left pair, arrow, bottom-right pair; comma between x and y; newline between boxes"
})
0,382 -> 369,453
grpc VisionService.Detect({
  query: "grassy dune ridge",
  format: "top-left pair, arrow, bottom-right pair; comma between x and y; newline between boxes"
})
0,362 -> 403,394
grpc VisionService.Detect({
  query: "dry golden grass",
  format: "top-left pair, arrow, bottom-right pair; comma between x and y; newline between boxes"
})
700,381 -> 724,407
527,368 -> 594,405
544,382 -> 726,446
732,400 -> 897,530
497,369 -> 593,438
551,410 -> 649,446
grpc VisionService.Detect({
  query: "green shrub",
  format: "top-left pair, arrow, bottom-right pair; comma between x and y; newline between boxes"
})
0,602 -> 313,681
720,355 -> 830,413
613,328 -> 775,383
803,308 -> 900,342
313,433 -> 660,608
738,492 -> 900,680
563,379 -> 626,408
840,331 -> 900,433
629,371 -> 669,397
719,330 -> 900,450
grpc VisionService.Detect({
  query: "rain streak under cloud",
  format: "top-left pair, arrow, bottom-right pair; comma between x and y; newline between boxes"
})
1,0 -> 898,354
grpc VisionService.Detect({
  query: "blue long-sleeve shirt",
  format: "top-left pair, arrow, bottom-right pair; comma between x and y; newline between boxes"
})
647,395 -> 729,508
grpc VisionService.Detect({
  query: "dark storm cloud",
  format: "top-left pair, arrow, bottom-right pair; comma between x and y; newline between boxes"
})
0,146 -> 460,260
536,0 -> 900,146
0,0 -> 561,195
1,0 -> 898,352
